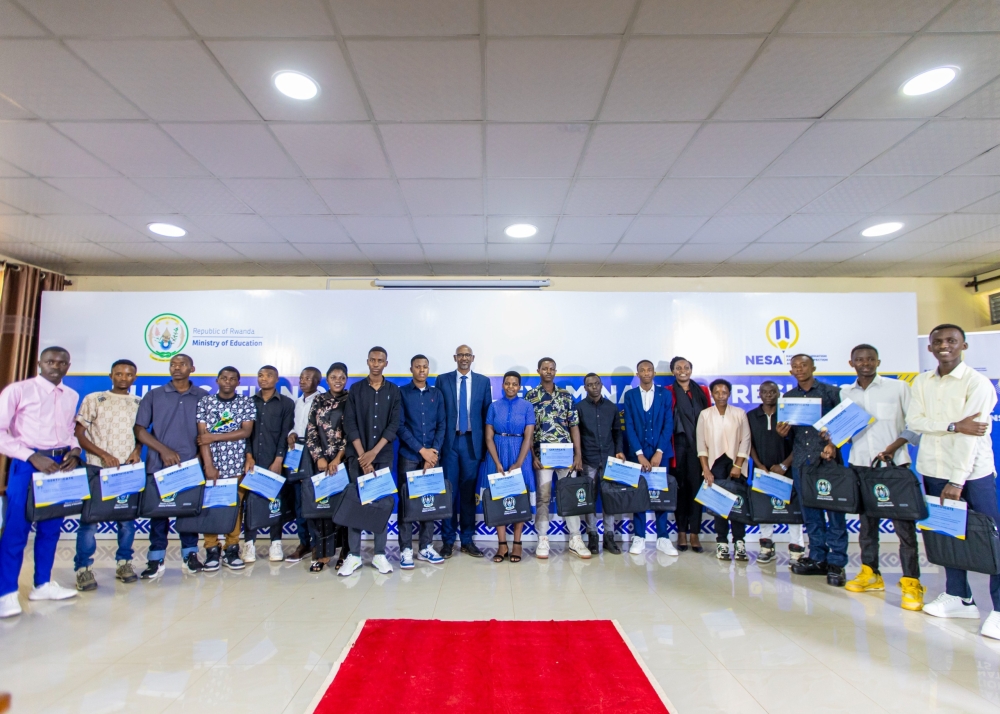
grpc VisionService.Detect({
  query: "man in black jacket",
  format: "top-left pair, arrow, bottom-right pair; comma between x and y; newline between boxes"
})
575,373 -> 625,554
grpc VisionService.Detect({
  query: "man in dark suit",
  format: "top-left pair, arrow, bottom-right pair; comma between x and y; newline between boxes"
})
623,359 -> 674,555
434,344 -> 492,558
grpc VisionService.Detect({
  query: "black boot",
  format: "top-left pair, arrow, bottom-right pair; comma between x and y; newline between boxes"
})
587,532 -> 599,555
603,532 -> 621,554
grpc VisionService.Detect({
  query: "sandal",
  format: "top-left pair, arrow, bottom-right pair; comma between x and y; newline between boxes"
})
493,543 -> 509,563
309,561 -> 325,572
510,541 -> 522,563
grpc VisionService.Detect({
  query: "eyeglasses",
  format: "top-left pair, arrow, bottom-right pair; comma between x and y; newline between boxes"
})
455,353 -> 473,358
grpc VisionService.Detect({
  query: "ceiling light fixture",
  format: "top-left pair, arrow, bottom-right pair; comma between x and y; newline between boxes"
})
147,222 -> 186,238
274,70 -> 319,100
504,223 -> 537,239
861,222 -> 903,238
902,67 -> 957,96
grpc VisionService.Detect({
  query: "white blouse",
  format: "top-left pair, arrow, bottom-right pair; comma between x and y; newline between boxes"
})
696,404 -> 752,476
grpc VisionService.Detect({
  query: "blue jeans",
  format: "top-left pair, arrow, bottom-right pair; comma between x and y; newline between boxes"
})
75,521 -> 136,570
633,511 -> 671,539
793,466 -> 848,567
147,516 -> 199,562
925,474 -> 1000,611
441,433 -> 480,545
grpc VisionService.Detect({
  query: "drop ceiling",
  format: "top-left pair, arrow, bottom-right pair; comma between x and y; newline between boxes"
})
0,0 -> 999,278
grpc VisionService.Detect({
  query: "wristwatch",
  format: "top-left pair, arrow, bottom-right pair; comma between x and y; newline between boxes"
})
947,423 -> 957,433
777,463 -> 788,473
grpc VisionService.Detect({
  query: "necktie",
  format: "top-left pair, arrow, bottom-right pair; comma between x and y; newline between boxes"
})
459,375 -> 469,433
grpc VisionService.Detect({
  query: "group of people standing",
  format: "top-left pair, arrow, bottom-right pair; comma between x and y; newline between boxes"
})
0,328 -> 997,642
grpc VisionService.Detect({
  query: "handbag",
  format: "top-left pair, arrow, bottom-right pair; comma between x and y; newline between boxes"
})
333,484 -> 395,533
748,487 -> 804,524
481,486 -> 532,527
646,474 -> 678,513
284,446 -> 314,484
25,472 -> 87,523
300,476 -> 346,520
175,491 -> 239,535
714,478 -> 754,524
138,473 -> 204,518
857,459 -> 928,521
556,471 -> 596,517
80,465 -> 141,524
243,488 -> 293,532
801,461 -> 861,513
922,509 -> 1000,575
401,479 -> 453,523
600,479 -> 651,515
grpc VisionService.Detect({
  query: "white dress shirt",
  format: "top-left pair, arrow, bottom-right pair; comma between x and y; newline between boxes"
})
841,375 -> 911,466
639,384 -> 655,412
456,370 -> 473,432
696,405 -> 751,476
291,390 -> 319,439
907,360 -> 997,485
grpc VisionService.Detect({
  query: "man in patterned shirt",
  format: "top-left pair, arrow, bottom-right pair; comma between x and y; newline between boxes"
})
197,367 -> 256,571
526,357 -> 586,560
73,359 -> 143,591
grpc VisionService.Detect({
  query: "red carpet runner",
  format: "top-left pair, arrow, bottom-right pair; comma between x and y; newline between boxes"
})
309,619 -> 673,714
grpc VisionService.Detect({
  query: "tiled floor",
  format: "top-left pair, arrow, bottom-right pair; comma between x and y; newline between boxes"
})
3,539 -> 1000,713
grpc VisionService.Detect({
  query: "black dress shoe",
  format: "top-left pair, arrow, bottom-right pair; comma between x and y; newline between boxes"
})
461,542 -> 485,558
790,557 -> 828,576
440,542 -> 455,559
602,533 -> 621,554
826,565 -> 846,587
587,532 -> 599,555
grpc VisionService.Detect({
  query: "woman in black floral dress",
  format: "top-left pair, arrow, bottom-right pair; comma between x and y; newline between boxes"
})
305,362 -> 349,571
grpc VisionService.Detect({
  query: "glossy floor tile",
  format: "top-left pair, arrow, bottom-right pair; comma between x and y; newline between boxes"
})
3,540 -> 999,713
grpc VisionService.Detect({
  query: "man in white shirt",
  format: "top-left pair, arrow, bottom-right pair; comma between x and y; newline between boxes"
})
908,324 -> 1000,640
285,367 -> 322,562
840,345 -> 924,611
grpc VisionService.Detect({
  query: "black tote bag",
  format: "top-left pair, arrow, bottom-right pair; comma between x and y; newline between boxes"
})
80,466 -> 142,524
25,472 -> 87,523
284,446 -> 314,484
748,488 -> 804,524
138,473 -> 203,518
556,471 -> 596,517
801,461 -> 861,513
175,493 -> 239,535
481,486 -> 532,527
646,474 -> 678,513
300,475 -> 346,520
333,484 -> 395,533
857,459 -> 928,521
400,479 -> 453,523
243,489 -> 294,532
600,479 -> 651,515
714,478 -> 754,524
922,510 -> 1000,575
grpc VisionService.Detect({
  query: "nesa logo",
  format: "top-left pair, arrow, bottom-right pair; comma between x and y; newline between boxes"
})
746,316 -> 800,366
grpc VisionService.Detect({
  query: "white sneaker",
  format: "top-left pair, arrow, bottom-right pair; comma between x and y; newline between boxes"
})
268,541 -> 284,562
536,535 -> 550,560
240,542 -> 257,563
568,535 -> 592,559
716,543 -> 730,560
981,611 -> 1000,640
372,554 -> 393,574
338,554 -> 363,577
924,593 -> 980,619
28,581 -> 77,601
416,545 -> 444,564
656,537 -> 678,556
0,592 -> 21,618
400,548 -> 414,570
629,535 -> 645,554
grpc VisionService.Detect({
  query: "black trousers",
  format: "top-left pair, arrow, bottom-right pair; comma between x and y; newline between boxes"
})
715,516 -> 746,544
858,514 -> 919,579
397,455 -> 436,551
673,437 -> 703,534
309,520 -> 347,560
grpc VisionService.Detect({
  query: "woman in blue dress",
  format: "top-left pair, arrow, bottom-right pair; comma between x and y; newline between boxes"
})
483,371 -> 535,563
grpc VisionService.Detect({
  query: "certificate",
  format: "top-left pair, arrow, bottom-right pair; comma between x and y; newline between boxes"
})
917,496 -> 967,539
487,468 -> 527,500
154,459 -> 205,498
283,445 -> 304,473
777,397 -> 822,426
203,478 -> 238,508
33,468 -> 90,507
645,467 -> 669,491
540,443 -> 574,468
406,467 -> 447,498
357,467 -> 398,504
240,466 -> 286,500
813,398 -> 875,448
313,465 -> 349,501
99,462 -> 146,500
603,457 -> 642,487
695,482 -> 738,519
751,469 -> 793,503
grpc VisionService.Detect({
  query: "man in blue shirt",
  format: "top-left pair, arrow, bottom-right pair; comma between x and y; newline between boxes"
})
396,354 -> 447,569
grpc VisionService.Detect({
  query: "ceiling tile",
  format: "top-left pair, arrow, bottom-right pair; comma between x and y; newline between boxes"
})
487,0 -> 632,35
634,0 -> 792,34
931,0 -> 1000,31
40,215 -> 150,243
564,178 -> 658,214
893,214 -> 1000,242
487,38 -> 619,121
605,242 -> 679,263
621,216 -> 707,243
881,176 -> 1000,214
0,242 -> 70,267
579,123 -> 698,177
163,124 -> 300,178
846,241 -> 943,262
348,40 -> 481,120
727,241 -> 809,264
486,124 -> 587,178
332,0 -> 478,36
907,241 -> 1000,263
0,159 -> 27,178
960,226 -> 1000,243
953,145 -> 1000,175
421,243 -> 487,260
110,214 -> 209,240
380,124 -> 482,178
670,242 -> 748,262
231,242 -> 305,260
672,122 -> 812,177
0,1 -> 46,36
800,176 -> 934,212
961,192 -> 1000,214
596,263 -> 655,277
488,261 -> 544,275
0,178 -> 99,214
189,214 -> 285,242
553,216 -> 631,243
54,122 -> 208,178
0,97 -> 32,120
602,38 -> 764,121
21,0 -> 189,36
689,215 -> 786,243
0,215 -> 91,242
487,243 -> 551,261
543,263 -> 600,276
756,214 -> 866,243
486,179 -> 571,214
783,0 -> 951,32
945,75 -> 1000,119
412,216 -> 484,243
174,0 -> 334,36
132,177 -> 251,214
96,241 -> 182,260
642,178 -> 750,215
271,124 -> 390,179
338,216 -> 416,243
0,122 -> 116,177
431,261 -> 488,273
486,216 -> 558,242
265,216 -> 352,243
859,120 -> 1000,175
42,242 -> 132,261
311,179 -> 407,215
293,242 -> 367,261
648,262 -> 715,277
222,178 -> 330,215
765,120 -> 923,176
794,242 -> 870,261
166,241 -> 246,260
756,261 -> 834,277
546,243 -> 616,262
207,40 -> 367,121
358,243 -> 426,261
399,179 -> 482,215
720,177 -> 841,214
0,201 -> 23,215
374,263 -> 433,275
46,178 -> 173,214
826,212 -> 946,241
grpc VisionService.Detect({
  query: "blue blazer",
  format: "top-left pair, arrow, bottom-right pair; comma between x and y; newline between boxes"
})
433,370 -> 493,462
623,385 -> 674,461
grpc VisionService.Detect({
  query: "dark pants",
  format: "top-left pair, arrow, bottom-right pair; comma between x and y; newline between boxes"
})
716,516 -> 746,544
347,457 -> 388,557
290,475 -> 311,549
397,456 -> 436,551
441,433 -> 480,546
673,437 -> 703,534
925,475 -> 1000,610
628,451 -> 670,539
793,465 -> 848,567
148,517 -> 199,562
859,514 -> 919,579
309,519 -> 344,561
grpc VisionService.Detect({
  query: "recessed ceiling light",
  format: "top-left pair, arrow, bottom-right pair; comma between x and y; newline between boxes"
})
504,223 -> 537,239
902,67 -> 957,96
274,70 -> 319,100
148,222 -> 186,238
861,222 -> 903,238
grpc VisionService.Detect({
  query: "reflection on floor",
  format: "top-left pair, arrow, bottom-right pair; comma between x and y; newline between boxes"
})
3,540 -> 999,714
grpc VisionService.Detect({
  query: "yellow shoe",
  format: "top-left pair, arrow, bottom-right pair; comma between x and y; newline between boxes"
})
845,564 -> 884,592
900,577 -> 925,611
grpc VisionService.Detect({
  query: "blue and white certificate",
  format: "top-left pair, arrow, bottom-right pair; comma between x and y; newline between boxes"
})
283,445 -> 304,473
917,497 -> 967,539
695,482 -> 738,519
313,465 -> 349,501
357,467 -> 398,504
813,398 -> 876,448
202,478 -> 239,508
154,458 -> 205,498
777,397 -> 822,426
645,466 -> 669,492
406,466 -> 447,498
33,468 -> 90,506
540,443 -> 574,468
240,466 -> 285,500
751,469 -> 793,503
603,457 -> 642,487
487,468 -> 527,500
98,462 -> 146,500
